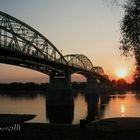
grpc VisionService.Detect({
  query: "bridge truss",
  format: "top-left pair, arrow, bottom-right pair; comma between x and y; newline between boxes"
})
0,11 -> 108,80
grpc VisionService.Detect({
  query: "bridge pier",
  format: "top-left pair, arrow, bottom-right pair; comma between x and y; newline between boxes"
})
46,74 -> 74,123
84,78 -> 99,123
49,74 -> 71,90
47,74 -> 73,106
85,93 -> 99,122
85,78 -> 99,95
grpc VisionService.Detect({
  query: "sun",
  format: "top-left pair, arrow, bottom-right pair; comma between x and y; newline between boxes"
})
116,68 -> 128,78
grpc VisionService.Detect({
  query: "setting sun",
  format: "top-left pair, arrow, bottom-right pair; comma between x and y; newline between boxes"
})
116,68 -> 128,78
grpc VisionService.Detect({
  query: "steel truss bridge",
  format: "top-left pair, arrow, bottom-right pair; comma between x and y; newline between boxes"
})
0,11 -> 109,85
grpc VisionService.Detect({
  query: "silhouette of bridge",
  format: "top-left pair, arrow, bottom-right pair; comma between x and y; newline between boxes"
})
0,11 -> 110,93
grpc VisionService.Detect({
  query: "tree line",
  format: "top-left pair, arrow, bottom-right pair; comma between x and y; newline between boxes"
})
0,79 -> 137,92
0,82 -> 49,91
0,82 -> 86,92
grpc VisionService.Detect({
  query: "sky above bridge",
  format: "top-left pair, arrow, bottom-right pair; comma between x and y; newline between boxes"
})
0,0 -> 135,83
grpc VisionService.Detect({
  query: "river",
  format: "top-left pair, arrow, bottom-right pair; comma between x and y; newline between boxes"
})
0,91 -> 140,124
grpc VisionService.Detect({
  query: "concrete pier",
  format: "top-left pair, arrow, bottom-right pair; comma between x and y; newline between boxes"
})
47,74 -> 73,106
85,78 -> 99,95
49,75 -> 71,90
46,75 -> 74,123
85,93 -> 99,122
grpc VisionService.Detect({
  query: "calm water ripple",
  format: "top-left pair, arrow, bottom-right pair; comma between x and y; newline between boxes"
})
0,91 -> 140,124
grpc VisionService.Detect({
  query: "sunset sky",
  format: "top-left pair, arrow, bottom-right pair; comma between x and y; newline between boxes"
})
0,0 -> 135,83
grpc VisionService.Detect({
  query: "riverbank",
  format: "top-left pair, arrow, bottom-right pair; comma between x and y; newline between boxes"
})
1,117 -> 140,140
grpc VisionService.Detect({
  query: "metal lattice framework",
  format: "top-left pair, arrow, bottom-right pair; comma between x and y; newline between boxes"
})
0,11 -> 67,64
64,54 -> 94,71
0,11 -> 108,80
91,66 -> 104,75
64,54 -> 105,75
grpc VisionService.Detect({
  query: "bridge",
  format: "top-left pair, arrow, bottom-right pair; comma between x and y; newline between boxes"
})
0,11 -> 110,95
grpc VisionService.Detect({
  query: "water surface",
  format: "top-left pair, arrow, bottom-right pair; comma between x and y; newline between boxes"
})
0,91 -> 140,124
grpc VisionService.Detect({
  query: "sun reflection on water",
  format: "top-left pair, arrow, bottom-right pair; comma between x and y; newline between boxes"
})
120,103 -> 125,117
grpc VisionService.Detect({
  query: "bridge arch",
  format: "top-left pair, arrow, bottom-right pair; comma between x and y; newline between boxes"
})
64,54 -> 94,72
63,54 -> 101,91
0,11 -> 67,65
91,66 -> 105,75
0,11 -> 110,93
64,54 -> 105,79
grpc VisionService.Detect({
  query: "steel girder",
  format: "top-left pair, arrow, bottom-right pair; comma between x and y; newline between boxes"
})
63,54 -> 105,75
0,11 -> 67,66
0,11 -> 109,81
64,54 -> 94,71
64,54 -> 109,80
91,66 -> 104,75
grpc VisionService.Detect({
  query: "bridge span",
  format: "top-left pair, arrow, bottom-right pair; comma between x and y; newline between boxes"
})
0,11 -> 110,96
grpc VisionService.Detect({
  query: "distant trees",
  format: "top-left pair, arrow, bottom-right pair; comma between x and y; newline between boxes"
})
72,82 -> 86,90
131,78 -> 140,90
116,78 -> 129,90
0,82 -> 87,92
0,82 -> 49,92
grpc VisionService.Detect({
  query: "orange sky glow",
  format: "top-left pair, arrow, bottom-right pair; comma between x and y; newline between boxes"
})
0,0 -> 136,84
